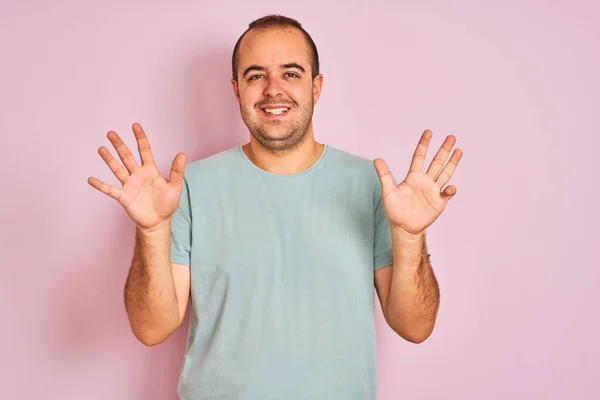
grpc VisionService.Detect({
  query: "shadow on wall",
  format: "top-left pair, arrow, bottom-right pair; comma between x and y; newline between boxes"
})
53,48 -> 245,400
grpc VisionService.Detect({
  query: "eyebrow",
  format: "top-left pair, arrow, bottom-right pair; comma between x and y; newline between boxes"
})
242,63 -> 306,78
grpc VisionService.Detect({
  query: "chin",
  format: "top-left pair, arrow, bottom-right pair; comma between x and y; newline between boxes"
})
252,129 -> 307,152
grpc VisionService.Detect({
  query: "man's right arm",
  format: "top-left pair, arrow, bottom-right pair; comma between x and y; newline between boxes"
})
87,122 -> 190,346
124,218 -> 191,346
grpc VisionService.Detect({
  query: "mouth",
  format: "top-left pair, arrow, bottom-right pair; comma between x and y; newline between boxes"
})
259,106 -> 291,117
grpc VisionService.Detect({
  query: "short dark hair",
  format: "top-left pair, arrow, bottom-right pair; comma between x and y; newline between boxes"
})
231,14 -> 320,83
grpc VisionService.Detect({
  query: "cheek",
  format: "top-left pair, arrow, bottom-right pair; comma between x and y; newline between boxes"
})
298,84 -> 316,101
239,95 -> 256,111
240,87 -> 264,108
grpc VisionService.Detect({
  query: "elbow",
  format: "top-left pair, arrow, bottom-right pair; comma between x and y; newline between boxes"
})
128,317 -> 180,347
387,315 -> 436,344
400,329 -> 433,344
138,334 -> 166,347
133,329 -> 174,347
125,308 -> 182,347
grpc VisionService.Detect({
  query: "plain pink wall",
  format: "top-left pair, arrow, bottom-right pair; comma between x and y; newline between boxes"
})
1,1 -> 598,399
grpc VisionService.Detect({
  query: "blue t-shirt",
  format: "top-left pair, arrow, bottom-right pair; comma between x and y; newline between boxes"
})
170,144 -> 394,400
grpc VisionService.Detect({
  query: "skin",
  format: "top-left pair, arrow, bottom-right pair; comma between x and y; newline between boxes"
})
87,24 -> 463,346
87,125 -> 189,345
373,131 -> 463,342
231,26 -> 325,175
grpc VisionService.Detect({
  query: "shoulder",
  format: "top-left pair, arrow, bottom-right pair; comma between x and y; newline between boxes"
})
181,146 -> 241,183
324,146 -> 385,210
324,145 -> 380,183
325,145 -> 374,169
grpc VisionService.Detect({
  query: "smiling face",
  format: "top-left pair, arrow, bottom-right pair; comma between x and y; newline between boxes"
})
232,26 -> 323,152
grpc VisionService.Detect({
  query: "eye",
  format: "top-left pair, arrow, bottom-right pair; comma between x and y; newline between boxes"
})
285,72 -> 300,78
248,74 -> 263,81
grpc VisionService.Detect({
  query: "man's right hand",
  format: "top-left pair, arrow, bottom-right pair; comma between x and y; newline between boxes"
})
88,122 -> 187,232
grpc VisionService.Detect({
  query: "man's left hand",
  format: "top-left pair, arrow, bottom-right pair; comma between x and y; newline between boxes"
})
374,129 -> 463,236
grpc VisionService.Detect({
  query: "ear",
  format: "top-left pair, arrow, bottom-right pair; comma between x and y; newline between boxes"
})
312,74 -> 324,104
231,78 -> 240,103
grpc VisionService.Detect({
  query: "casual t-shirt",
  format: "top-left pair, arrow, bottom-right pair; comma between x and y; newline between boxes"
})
170,144 -> 394,400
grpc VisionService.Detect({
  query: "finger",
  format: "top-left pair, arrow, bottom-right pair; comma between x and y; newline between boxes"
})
373,158 -> 396,197
441,185 -> 457,203
107,130 -> 139,174
98,146 -> 129,185
132,122 -> 155,166
168,152 -> 187,188
426,134 -> 457,179
409,129 -> 433,173
435,148 -> 463,188
87,176 -> 122,201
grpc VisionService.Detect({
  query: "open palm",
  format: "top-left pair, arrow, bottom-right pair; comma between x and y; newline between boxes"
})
374,130 -> 463,235
87,123 -> 187,231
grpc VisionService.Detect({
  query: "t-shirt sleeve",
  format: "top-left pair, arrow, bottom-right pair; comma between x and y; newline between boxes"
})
372,167 -> 395,270
170,176 -> 192,266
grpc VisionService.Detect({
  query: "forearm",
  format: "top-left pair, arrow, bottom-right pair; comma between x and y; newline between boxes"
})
386,227 -> 440,343
124,218 -> 180,345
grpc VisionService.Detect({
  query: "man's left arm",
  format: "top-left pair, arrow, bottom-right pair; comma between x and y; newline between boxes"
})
373,129 -> 463,343
375,228 -> 439,343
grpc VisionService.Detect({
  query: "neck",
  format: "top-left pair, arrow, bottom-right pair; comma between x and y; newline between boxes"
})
242,130 -> 324,175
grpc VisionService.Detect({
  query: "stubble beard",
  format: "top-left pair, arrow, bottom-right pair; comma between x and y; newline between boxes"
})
240,97 -> 315,153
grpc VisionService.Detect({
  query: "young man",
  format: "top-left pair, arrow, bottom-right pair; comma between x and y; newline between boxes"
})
88,14 -> 462,400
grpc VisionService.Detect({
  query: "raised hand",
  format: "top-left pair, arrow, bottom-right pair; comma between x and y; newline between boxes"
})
374,129 -> 463,236
87,123 -> 187,231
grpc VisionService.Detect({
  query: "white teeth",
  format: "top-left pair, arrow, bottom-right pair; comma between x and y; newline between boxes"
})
264,108 -> 289,115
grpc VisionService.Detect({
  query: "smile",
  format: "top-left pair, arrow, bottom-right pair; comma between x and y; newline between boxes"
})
261,107 -> 290,116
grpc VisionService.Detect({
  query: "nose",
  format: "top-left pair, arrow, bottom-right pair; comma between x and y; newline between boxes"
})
263,75 -> 283,98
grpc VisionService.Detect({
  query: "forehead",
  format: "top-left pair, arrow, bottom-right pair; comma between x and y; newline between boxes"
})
238,27 -> 311,69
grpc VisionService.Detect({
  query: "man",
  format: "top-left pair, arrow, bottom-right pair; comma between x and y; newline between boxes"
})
88,14 -> 462,400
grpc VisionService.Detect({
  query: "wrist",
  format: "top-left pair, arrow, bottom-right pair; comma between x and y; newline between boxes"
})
137,218 -> 172,237
391,226 -> 430,265
391,226 -> 424,242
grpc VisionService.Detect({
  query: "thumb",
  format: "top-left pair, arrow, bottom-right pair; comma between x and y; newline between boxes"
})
441,185 -> 457,203
373,158 -> 396,196
168,152 -> 187,188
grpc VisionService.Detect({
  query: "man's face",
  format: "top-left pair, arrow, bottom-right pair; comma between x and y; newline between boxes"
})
232,27 -> 323,152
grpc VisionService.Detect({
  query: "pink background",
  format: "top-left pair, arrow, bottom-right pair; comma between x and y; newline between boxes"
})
1,1 -> 598,399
